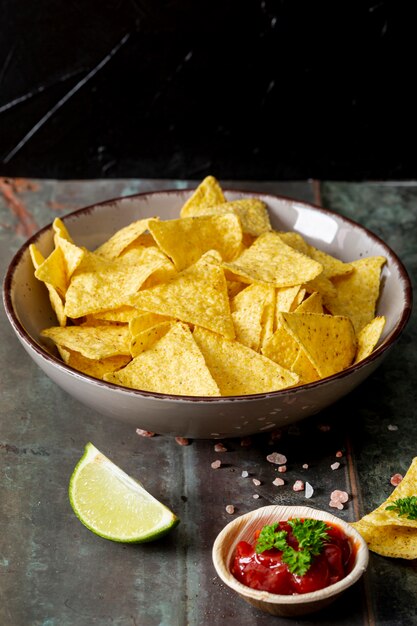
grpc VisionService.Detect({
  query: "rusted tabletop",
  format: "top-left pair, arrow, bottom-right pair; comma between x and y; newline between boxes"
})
1,178 -> 416,626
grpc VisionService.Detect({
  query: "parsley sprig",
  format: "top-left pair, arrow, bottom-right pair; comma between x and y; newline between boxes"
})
255,518 -> 330,576
386,496 -> 417,520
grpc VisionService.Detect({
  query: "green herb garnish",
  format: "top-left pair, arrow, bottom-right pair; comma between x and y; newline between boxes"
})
255,518 -> 330,576
386,496 -> 417,520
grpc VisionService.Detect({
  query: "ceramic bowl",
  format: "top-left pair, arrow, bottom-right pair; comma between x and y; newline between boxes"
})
212,504 -> 369,617
3,189 -> 412,438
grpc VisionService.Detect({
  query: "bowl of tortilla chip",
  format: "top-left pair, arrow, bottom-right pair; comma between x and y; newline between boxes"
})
3,176 -> 412,438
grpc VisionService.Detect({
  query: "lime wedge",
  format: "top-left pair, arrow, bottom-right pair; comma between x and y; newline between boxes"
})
69,443 -> 179,542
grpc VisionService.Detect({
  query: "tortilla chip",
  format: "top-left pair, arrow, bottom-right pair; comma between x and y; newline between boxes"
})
42,325 -> 131,359
130,321 -> 174,357
58,345 -> 131,378
55,235 -> 85,277
104,323 -> 221,396
221,232 -> 323,288
261,324 -> 300,371
129,312 -> 173,336
53,217 -> 73,244
324,256 -> 386,333
308,247 -> 353,279
260,285 -> 276,350
182,198 -> 271,237
148,213 -> 242,271
279,312 -> 356,378
291,350 -> 320,384
34,245 -> 68,298
180,176 -> 226,217
193,326 -> 299,395
130,252 -> 235,339
90,306 -> 138,324
231,284 -> 273,351
294,291 -> 323,314
29,244 -> 67,326
276,286 -> 303,315
64,247 -> 174,318
354,316 -> 386,363
94,218 -> 153,259
351,519 -> 417,559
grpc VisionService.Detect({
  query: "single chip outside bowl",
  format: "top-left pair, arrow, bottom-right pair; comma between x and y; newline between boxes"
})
2,188 -> 412,438
212,504 -> 369,617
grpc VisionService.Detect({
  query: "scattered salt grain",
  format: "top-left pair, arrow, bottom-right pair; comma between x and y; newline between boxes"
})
329,500 -> 344,510
267,452 -> 287,465
253,494 -> 260,499
387,424 -> 399,431
318,424 -> 331,432
305,482 -> 314,499
335,450 -> 343,458
252,478 -> 261,486
390,473 -> 403,486
278,465 -> 287,473
211,460 -> 222,469
175,437 -> 190,446
226,505 -> 235,514
214,443 -> 227,452
331,462 -> 341,471
293,480 -> 304,492
329,490 -> 349,509
136,428 -> 155,437
241,470 -> 249,478
272,477 -> 285,486
302,463 -> 309,469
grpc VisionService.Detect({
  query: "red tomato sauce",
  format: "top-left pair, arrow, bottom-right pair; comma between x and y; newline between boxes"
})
231,519 -> 356,595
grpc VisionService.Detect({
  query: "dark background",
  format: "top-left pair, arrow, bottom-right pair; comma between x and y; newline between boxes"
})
0,1 -> 415,181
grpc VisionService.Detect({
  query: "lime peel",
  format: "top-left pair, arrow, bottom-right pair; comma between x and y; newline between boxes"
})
69,442 -> 179,542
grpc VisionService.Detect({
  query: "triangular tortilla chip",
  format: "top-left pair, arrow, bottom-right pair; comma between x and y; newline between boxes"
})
42,325 -> 131,359
53,217 -> 73,244
104,323 -> 221,396
324,256 -> 386,333
64,247 -> 174,318
354,316 -> 386,363
180,176 -> 225,217
148,213 -> 242,270
280,312 -> 356,378
351,519 -> 417,559
193,326 -> 298,395
262,324 -> 300,370
181,198 -> 271,236
294,291 -> 323,314
231,284 -> 273,351
291,350 -> 320,384
58,345 -> 131,378
29,244 -> 67,326
221,232 -> 323,288
130,321 -> 174,357
130,252 -> 235,339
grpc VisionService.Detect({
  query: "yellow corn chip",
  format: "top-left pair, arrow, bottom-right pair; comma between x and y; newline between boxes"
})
148,213 -> 242,271
324,256 -> 386,333
354,315 -> 386,363
280,312 -> 356,378
29,244 -> 67,326
58,345 -> 131,378
180,176 -> 226,217
53,217 -> 73,244
294,291 -> 323,314
261,324 -> 300,371
260,285 -> 276,350
130,321 -> 174,357
104,323 -> 221,396
308,247 -> 353,279
129,312 -> 173,336
90,306 -> 138,324
291,350 -> 320,384
231,284 -> 273,351
193,326 -> 299,395
42,325 -> 131,359
34,245 -> 68,298
130,252 -> 235,339
64,247 -> 174,318
221,232 -> 323,288
276,286 -> 302,314
95,218 -> 153,259
351,519 -> 417,559
181,198 -> 271,237
55,235 -> 85,277
278,231 -> 310,255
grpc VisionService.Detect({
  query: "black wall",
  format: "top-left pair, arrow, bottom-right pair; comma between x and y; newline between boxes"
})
0,1 -> 414,180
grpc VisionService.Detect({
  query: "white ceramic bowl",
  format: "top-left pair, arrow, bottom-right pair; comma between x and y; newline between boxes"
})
3,189 -> 412,438
212,504 -> 369,617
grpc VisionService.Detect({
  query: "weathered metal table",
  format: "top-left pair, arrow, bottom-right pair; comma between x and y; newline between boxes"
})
1,178 -> 416,626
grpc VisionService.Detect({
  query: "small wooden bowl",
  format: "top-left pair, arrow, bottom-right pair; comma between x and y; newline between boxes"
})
212,504 -> 369,617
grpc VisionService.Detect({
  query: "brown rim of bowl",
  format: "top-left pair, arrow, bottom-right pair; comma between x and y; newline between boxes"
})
2,188 -> 413,403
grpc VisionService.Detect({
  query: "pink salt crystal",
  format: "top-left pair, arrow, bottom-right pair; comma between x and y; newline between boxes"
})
266,452 -> 287,465
241,470 -> 249,478
175,437 -> 190,446
302,464 -> 309,469
211,460 -> 221,469
252,494 -> 260,499
214,443 -> 227,452
293,480 -> 304,492
330,490 -> 349,504
272,477 -> 285,486
331,462 -> 341,471
278,465 -> 287,473
318,424 -> 331,432
136,428 -> 155,437
252,478 -> 261,486
387,424 -> 398,431
226,505 -> 235,514
329,500 -> 344,510
390,473 -> 403,486
335,450 -> 343,458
